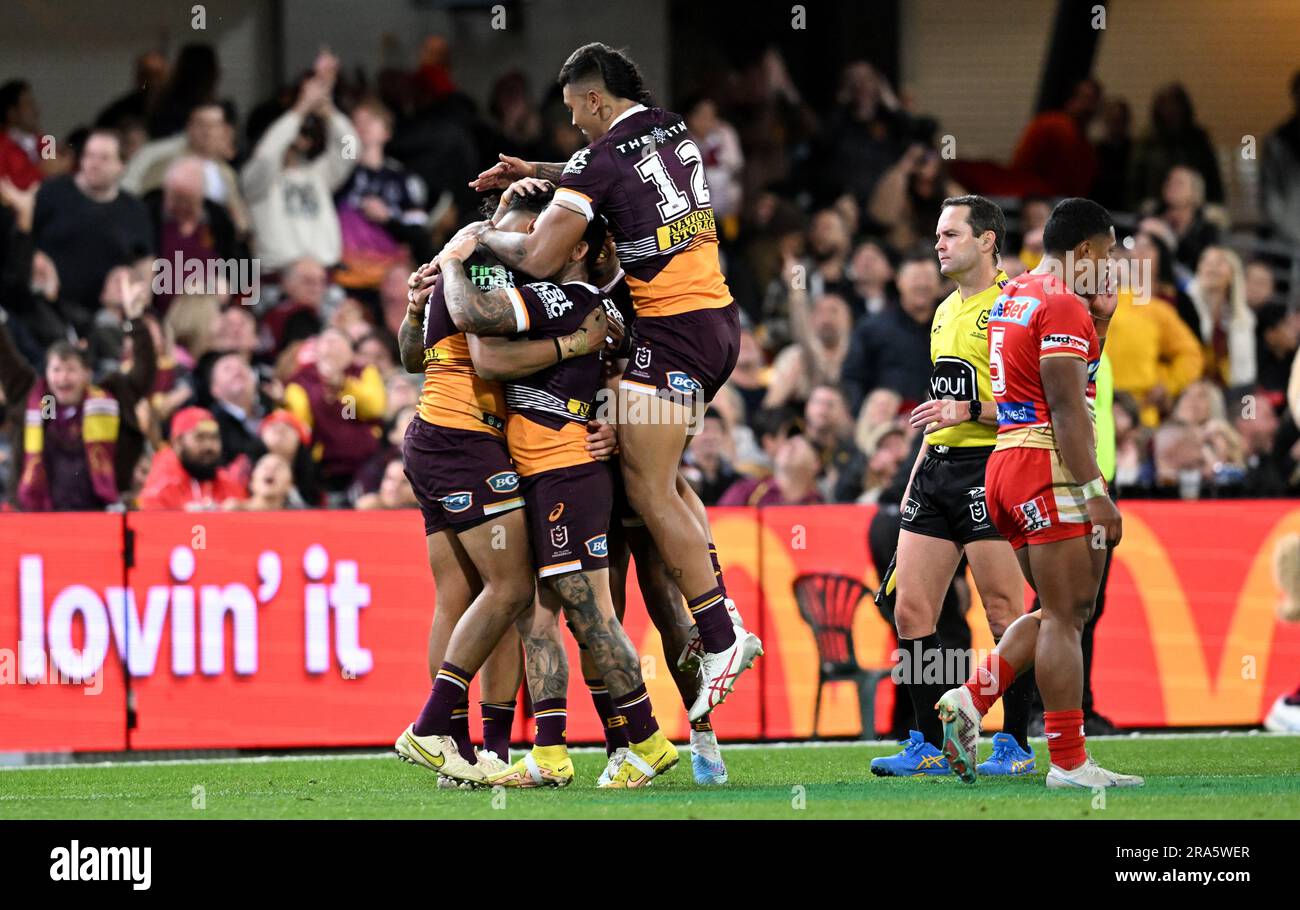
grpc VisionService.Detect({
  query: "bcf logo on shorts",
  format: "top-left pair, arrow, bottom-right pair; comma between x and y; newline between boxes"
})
442,492 -> 473,513
666,371 -> 702,395
634,346 -> 652,370
486,471 -> 520,493
585,534 -> 608,558
1014,496 -> 1052,532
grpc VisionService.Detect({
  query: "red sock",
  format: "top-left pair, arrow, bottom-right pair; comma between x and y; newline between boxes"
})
963,653 -> 1015,716
1044,709 -> 1086,771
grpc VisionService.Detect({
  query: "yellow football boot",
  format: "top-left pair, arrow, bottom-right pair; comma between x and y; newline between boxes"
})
486,744 -> 574,788
599,731 -> 678,789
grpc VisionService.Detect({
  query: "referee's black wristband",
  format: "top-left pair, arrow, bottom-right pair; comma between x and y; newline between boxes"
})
553,337 -> 564,363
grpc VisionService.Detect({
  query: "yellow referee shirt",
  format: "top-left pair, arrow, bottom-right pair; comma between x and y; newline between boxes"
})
926,271 -> 1009,448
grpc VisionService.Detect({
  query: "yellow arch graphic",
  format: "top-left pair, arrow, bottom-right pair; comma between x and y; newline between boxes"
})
1111,508 -> 1298,724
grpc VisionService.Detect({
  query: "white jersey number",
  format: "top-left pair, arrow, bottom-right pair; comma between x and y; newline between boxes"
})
633,140 -> 709,222
989,325 -> 1007,396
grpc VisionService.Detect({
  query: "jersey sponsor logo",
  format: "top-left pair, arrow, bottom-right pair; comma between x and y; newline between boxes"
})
666,371 -> 703,395
585,534 -> 608,558
480,412 -> 505,431
486,471 -> 520,493
549,502 -> 565,522
997,401 -> 1038,425
441,491 -> 473,513
901,497 -> 920,520
550,524 -> 569,550
562,149 -> 592,176
613,118 -> 687,156
634,346 -> 652,370
990,295 -> 1041,325
654,208 -> 715,250
1014,496 -> 1052,532
1041,333 -> 1089,354
967,486 -> 986,499
526,282 -> 574,319
469,262 -> 513,291
930,356 -> 978,401
566,398 -> 591,418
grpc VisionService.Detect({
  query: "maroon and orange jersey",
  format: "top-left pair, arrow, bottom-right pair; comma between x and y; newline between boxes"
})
418,252 -> 518,436
555,105 -> 732,318
502,279 -> 614,475
988,271 -> 1100,453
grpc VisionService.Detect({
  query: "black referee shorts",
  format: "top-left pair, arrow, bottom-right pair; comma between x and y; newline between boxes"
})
900,444 -> 1003,546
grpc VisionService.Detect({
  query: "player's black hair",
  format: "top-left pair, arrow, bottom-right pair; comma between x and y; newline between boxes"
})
0,80 -> 30,124
941,194 -> 1006,260
501,186 -> 607,273
557,43 -> 652,105
1041,198 -> 1114,255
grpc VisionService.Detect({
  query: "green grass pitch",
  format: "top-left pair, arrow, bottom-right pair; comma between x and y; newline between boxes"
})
3,734 -> 1296,820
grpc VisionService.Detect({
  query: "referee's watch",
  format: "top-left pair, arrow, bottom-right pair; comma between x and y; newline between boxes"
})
967,399 -> 982,422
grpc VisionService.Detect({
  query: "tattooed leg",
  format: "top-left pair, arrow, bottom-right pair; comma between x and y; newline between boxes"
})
553,568 -> 645,700
516,587 -> 569,703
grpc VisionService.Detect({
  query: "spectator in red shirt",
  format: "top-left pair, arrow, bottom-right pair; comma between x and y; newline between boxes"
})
1010,77 -> 1102,198
718,434 -> 825,507
138,405 -> 248,510
0,80 -> 46,191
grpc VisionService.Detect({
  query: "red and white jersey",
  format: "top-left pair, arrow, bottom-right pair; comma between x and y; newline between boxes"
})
987,271 -> 1099,452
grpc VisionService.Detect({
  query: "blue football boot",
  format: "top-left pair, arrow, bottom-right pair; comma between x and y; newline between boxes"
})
976,732 -> 1037,776
869,730 -> 950,777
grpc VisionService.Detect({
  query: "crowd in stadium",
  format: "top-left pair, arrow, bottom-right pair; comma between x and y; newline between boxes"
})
1,40 -> 1299,512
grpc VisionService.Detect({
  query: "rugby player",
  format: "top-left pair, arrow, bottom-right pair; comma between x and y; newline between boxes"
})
433,186 -> 678,788
937,198 -> 1142,789
869,196 -> 1035,778
393,215 -> 609,786
467,43 -> 762,721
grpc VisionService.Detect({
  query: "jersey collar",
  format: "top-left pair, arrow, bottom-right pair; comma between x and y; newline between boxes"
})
608,103 -> 648,132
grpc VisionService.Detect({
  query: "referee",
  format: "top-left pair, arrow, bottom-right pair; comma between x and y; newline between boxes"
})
870,196 -> 1035,777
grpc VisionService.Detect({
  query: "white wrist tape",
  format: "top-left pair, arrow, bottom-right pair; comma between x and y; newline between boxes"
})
1081,476 -> 1107,500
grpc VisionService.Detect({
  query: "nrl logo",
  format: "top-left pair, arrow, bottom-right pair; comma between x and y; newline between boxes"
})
550,525 -> 569,549
634,347 -> 651,370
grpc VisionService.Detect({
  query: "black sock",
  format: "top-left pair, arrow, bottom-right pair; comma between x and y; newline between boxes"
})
1001,669 -> 1036,753
898,633 -> 946,748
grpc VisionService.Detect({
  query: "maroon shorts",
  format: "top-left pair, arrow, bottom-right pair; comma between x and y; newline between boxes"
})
985,446 -> 1100,550
620,303 -> 740,405
403,416 -> 524,535
523,460 -> 612,578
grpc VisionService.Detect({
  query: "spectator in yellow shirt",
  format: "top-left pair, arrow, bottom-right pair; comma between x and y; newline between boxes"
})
1108,230 -> 1203,426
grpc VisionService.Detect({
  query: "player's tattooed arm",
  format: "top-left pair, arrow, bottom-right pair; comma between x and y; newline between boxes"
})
477,202 -> 588,277
466,307 -> 607,380
400,260 -> 437,373
441,258 -> 521,336
554,573 -> 643,696
399,317 -> 425,374
530,161 -> 565,184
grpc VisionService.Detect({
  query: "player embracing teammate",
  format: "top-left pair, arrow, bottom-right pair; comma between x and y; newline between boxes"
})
469,47 -> 761,733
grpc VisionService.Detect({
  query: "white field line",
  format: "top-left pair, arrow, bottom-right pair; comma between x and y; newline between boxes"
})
1,729 -> 1295,772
